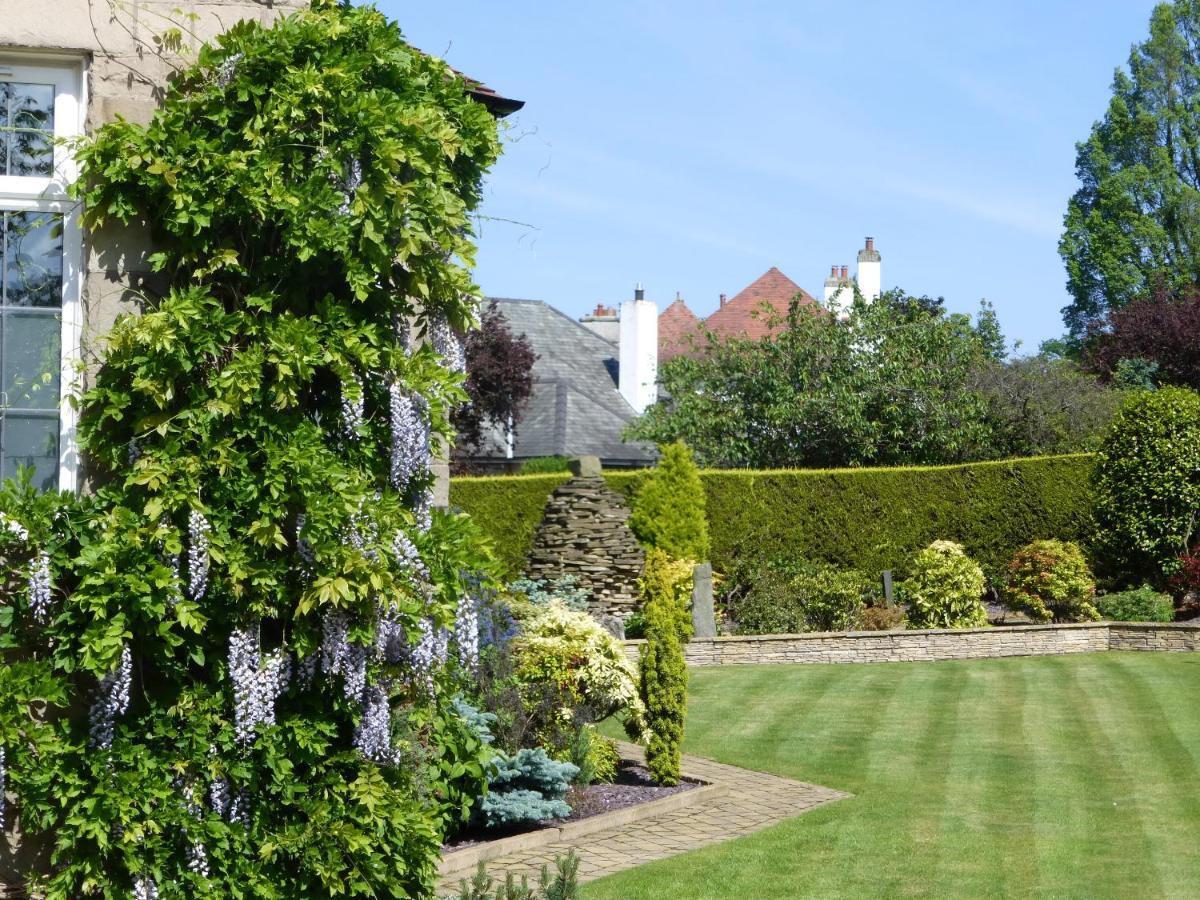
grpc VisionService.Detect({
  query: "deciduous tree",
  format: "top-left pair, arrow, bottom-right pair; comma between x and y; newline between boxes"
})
1060,1 -> 1200,337
453,300 -> 536,458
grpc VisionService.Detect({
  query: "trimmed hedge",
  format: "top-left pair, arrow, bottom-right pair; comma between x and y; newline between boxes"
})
450,455 -> 1096,580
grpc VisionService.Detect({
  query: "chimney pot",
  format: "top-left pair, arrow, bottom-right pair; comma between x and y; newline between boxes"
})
830,265 -> 837,278
841,265 -> 849,279
634,283 -> 645,302
719,292 -> 727,308
866,236 -> 874,251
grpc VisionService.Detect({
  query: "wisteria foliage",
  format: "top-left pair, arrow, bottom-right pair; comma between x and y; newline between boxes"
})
0,3 -> 504,896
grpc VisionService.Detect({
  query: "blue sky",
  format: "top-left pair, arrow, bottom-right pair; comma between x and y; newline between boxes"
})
374,1 -> 1160,352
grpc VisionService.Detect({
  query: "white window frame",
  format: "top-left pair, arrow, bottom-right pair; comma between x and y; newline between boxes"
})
0,52 -> 87,493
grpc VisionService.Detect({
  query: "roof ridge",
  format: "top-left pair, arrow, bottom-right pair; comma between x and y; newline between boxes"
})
487,296 -> 621,353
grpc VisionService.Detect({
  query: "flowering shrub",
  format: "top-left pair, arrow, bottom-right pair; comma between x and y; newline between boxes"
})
0,3 -> 505,896
1003,540 -> 1100,623
903,541 -> 989,629
511,600 -> 648,749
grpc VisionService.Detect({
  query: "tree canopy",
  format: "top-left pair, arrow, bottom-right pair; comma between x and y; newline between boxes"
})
629,291 -> 1008,469
1060,0 -> 1200,337
1084,284 -> 1200,390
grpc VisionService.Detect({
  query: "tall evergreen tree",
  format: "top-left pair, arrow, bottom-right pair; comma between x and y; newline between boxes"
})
1061,1 -> 1200,337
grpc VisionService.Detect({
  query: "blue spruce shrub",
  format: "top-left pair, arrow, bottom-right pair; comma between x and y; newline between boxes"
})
478,749 -> 579,829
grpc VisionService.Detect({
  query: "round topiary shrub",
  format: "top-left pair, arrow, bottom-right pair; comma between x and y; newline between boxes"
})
1093,386 -> 1200,584
903,541 -> 989,629
1003,540 -> 1099,623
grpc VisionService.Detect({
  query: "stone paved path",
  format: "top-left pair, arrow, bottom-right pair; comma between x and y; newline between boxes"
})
438,743 -> 849,893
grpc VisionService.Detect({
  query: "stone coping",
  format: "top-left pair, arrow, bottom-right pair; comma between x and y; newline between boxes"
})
627,621 -> 1198,645
438,771 -> 726,880
623,621 -> 1200,667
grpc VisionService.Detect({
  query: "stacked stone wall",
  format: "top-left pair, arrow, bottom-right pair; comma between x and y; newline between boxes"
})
624,623 -> 1200,666
525,475 -> 644,619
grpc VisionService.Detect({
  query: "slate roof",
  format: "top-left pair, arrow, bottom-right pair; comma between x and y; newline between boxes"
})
478,298 -> 656,465
701,267 -> 818,342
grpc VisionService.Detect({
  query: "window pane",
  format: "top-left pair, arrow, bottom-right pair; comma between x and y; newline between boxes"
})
1,413 -> 58,491
3,311 -> 60,410
2,82 -> 54,178
3,212 -> 63,307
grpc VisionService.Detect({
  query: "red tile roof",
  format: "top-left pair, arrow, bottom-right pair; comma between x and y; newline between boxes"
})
701,267 -> 817,341
658,298 -> 703,362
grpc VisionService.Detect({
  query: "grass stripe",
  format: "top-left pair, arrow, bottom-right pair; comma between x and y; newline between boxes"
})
584,653 -> 1200,900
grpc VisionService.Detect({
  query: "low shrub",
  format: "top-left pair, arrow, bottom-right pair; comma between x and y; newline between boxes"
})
511,600 -> 648,750
507,575 -> 591,615
567,724 -> 620,786
904,541 -> 989,629
1096,585 -> 1175,622
623,611 -> 648,639
860,605 -> 906,631
1003,540 -> 1100,623
721,557 -> 874,634
447,851 -> 581,900
478,749 -> 579,829
629,442 -> 710,561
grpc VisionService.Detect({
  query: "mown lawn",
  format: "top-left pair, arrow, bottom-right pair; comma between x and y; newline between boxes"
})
588,652 -> 1200,899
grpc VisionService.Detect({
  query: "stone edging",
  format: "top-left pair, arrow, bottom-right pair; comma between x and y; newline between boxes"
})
624,622 -> 1200,667
438,776 -> 727,881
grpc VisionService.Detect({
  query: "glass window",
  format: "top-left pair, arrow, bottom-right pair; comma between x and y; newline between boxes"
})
1,210 -> 62,490
0,82 -> 55,178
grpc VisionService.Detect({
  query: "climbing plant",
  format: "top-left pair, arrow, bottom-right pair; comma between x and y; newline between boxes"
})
0,2 -> 503,897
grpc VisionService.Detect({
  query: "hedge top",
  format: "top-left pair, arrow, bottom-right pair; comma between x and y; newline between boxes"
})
451,454 -> 1096,581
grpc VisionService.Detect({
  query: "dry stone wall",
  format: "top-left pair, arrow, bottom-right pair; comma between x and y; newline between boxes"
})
624,623 -> 1200,666
525,475 -> 644,619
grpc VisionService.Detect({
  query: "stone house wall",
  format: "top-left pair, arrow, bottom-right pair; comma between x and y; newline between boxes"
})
1,0 -> 307,379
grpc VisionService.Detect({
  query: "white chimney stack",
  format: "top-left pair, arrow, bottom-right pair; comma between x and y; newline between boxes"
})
619,284 -> 658,415
857,236 -> 882,301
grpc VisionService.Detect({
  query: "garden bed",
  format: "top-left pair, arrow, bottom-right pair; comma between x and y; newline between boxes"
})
439,757 -> 724,879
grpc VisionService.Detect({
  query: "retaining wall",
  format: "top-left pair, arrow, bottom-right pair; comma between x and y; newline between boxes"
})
624,623 -> 1200,667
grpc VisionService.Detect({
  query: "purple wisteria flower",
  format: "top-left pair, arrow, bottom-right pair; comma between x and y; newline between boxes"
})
89,644 -> 132,749
389,382 -> 430,492
187,510 -> 211,601
429,313 -> 466,374
354,682 -> 399,764
341,374 -> 365,440
229,623 -> 291,747
28,551 -> 52,623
